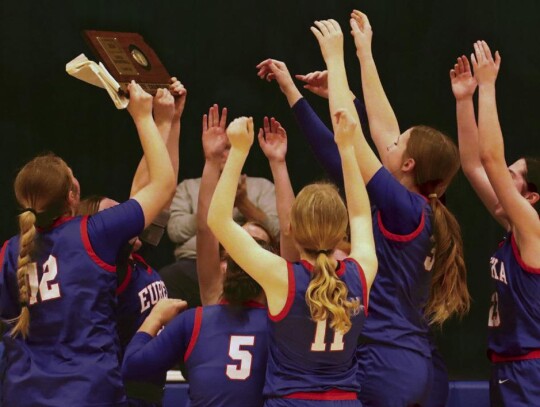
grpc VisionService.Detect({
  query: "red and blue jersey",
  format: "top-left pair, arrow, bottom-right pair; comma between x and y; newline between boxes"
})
0,199 -> 144,407
122,302 -> 269,407
116,254 -> 168,406
264,259 -> 367,399
359,168 -> 433,357
488,233 -> 540,359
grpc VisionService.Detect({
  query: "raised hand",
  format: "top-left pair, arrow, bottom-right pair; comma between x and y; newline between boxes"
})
450,56 -> 478,100
258,116 -> 288,162
256,59 -> 296,93
202,104 -> 229,162
227,117 -> 254,154
153,88 -> 175,126
127,81 -> 153,120
334,109 -> 358,148
169,77 -> 187,119
471,40 -> 501,86
295,70 -> 328,99
310,19 -> 344,63
350,10 -> 373,59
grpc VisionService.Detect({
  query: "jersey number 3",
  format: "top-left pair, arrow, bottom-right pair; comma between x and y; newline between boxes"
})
226,335 -> 255,380
28,255 -> 61,305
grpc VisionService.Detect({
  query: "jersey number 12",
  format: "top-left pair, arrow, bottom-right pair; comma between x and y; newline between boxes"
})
28,255 -> 61,305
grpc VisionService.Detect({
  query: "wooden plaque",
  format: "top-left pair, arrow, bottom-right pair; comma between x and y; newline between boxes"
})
84,30 -> 171,95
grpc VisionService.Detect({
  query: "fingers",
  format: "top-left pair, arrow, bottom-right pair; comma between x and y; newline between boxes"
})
202,113 -> 208,133
220,107 -> 228,129
449,69 -> 456,80
470,53 -> 478,70
494,50 -> 501,69
350,18 -> 361,33
247,117 -> 254,137
310,26 -> 323,42
457,56 -> 464,74
480,40 -> 493,62
462,55 -> 471,73
314,20 -> 330,35
257,128 -> 265,146
263,116 -> 271,133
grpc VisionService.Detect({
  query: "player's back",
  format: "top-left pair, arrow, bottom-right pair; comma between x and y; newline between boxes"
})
185,302 -> 269,407
264,259 -> 367,399
0,217 -> 125,407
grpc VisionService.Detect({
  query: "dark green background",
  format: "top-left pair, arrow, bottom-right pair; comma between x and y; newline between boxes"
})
2,0 -> 540,379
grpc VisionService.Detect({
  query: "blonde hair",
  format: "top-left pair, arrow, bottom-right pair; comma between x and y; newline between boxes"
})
406,126 -> 470,325
11,154 -> 73,338
290,183 -> 359,334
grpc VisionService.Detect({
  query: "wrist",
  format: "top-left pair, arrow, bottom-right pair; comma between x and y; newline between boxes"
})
455,95 -> 474,102
356,51 -> 374,63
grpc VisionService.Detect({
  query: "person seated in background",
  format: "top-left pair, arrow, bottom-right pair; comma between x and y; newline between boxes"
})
160,104 -> 279,307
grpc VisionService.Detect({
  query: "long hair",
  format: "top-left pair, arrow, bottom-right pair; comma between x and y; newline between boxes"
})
222,241 -> 274,305
406,126 -> 470,325
12,154 -> 73,338
290,183 -> 359,334
524,157 -> 540,216
77,195 -> 105,216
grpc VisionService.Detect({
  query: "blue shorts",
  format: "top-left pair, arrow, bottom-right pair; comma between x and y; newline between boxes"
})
490,358 -> 540,407
357,344 -> 433,407
424,347 -> 449,407
265,399 -> 360,406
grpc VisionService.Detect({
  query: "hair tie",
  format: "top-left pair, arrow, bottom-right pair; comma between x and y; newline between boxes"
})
428,193 -> 438,199
317,249 -> 330,255
21,208 -> 37,216
20,300 -> 29,308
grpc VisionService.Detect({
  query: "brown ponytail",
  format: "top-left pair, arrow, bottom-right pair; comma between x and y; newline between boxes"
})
406,126 -> 471,325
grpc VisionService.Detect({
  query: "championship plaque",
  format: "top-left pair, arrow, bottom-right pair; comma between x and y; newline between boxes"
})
83,30 -> 171,95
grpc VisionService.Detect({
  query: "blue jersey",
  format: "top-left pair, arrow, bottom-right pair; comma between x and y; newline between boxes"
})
116,254 -> 168,405
0,200 -> 144,407
359,168 -> 433,357
488,233 -> 540,357
264,259 -> 367,400
122,302 -> 269,407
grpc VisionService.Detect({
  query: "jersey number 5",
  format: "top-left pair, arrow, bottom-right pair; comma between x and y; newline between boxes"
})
28,255 -> 61,305
226,335 -> 255,380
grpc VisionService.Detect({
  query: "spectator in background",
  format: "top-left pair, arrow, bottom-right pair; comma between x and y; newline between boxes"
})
160,104 -> 279,307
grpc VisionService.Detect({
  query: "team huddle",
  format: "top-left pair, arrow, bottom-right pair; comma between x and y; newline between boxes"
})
1,9 -> 539,407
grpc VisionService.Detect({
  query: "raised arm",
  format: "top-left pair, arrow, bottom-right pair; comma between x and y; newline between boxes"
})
207,117 -> 288,315
312,19 -> 382,183
350,10 -> 401,164
258,116 -> 299,261
473,41 -> 540,260
451,56 -> 506,227
130,78 -> 186,198
257,58 -> 344,184
196,104 -> 230,305
127,81 -> 176,228
311,19 -> 377,288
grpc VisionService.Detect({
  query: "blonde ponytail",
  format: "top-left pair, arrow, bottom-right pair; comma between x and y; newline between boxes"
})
11,210 -> 36,338
305,251 -> 359,334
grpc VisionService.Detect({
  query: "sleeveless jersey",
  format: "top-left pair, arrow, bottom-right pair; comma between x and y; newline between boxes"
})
122,302 -> 269,407
488,233 -> 540,357
359,203 -> 433,356
0,216 -> 132,407
264,259 -> 367,398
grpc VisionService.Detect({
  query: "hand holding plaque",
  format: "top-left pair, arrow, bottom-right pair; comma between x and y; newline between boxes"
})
83,30 -> 171,96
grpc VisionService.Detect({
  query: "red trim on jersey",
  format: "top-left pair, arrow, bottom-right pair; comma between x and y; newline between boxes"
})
80,216 -> 116,273
0,240 -> 8,270
132,253 -> 152,275
345,258 -> 369,317
489,349 -> 540,363
510,234 -> 540,274
116,263 -> 133,296
284,389 -> 357,400
377,210 -> 425,242
184,307 -> 203,362
269,262 -> 295,322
